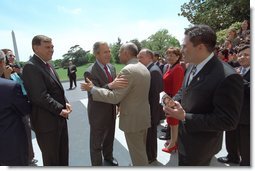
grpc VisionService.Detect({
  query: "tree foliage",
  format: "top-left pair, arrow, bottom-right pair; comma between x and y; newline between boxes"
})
141,29 -> 180,56
53,59 -> 62,68
86,52 -> 95,63
61,45 -> 89,68
179,0 -> 250,31
110,37 -> 122,64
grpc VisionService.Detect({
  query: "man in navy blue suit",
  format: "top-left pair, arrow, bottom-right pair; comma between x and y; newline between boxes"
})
0,50 -> 31,166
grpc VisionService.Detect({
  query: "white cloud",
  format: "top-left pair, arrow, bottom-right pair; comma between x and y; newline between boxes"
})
57,6 -> 82,15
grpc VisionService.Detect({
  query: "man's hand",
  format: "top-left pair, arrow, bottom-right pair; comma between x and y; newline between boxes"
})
80,78 -> 94,91
108,75 -> 128,90
60,109 -> 71,118
59,103 -> 72,119
66,103 -> 72,112
163,101 -> 186,121
4,66 -> 13,79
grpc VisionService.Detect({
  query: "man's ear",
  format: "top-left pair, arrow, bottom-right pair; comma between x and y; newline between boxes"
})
197,44 -> 203,50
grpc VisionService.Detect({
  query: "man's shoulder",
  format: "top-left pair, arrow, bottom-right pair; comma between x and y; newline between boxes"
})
0,77 -> 18,90
208,57 -> 242,84
150,64 -> 162,73
215,58 -> 238,78
24,55 -> 41,68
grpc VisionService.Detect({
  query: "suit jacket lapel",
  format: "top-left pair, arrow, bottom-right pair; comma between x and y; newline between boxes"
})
33,55 -> 63,89
108,64 -> 116,79
186,56 -> 217,89
95,62 -> 108,84
147,63 -> 154,71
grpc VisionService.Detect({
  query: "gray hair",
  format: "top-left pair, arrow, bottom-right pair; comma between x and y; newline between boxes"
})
140,48 -> 154,59
120,42 -> 138,57
93,41 -> 108,55
0,50 -> 5,62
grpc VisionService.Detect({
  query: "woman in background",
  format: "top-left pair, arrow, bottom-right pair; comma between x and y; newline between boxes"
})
162,47 -> 184,153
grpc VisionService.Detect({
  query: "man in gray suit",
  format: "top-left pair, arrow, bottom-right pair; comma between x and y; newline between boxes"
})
81,42 -> 151,166
84,41 -> 118,166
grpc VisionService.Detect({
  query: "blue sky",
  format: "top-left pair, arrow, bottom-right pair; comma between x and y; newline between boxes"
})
0,0 -> 194,61
1,0 -> 251,62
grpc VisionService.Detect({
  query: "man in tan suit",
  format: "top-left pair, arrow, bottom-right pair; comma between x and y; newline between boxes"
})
81,42 -> 151,166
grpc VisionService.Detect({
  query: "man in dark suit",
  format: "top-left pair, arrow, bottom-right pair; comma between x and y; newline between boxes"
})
84,41 -> 118,166
22,35 -> 72,166
0,51 -> 30,166
236,45 -> 250,166
67,61 -> 77,90
163,25 -> 244,165
218,44 -> 250,166
138,48 -> 163,164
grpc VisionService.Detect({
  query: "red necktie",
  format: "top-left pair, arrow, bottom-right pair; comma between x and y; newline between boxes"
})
104,65 -> 113,83
46,63 -> 56,77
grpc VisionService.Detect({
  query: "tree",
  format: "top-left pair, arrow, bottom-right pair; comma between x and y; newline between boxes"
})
86,52 -> 95,63
179,0 -> 250,31
141,29 -> 180,56
53,59 -> 62,69
62,45 -> 89,68
110,37 -> 122,64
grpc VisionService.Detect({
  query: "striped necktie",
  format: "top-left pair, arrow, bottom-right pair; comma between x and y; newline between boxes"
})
46,63 -> 56,77
104,65 -> 113,83
186,65 -> 197,86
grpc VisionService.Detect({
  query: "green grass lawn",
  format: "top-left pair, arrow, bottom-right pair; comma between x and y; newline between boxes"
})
56,63 -> 125,81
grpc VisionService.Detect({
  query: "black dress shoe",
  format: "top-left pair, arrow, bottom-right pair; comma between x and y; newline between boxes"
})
159,135 -> 170,140
217,156 -> 240,164
104,157 -> 118,166
148,158 -> 157,164
29,158 -> 38,166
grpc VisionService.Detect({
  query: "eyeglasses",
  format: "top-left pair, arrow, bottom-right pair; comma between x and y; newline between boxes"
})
8,55 -> 15,58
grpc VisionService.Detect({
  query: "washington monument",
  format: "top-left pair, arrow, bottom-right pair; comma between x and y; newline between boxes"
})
11,30 -> 20,62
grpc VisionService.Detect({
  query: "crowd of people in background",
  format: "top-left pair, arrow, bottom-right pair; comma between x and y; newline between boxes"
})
0,19 -> 250,166
154,19 -> 250,166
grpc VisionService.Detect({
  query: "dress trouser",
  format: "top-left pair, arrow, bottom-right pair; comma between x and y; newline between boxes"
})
225,129 -> 240,161
23,115 -> 35,162
69,74 -> 77,88
89,119 -> 115,166
238,124 -> 250,166
125,129 -> 148,166
35,120 -> 69,166
146,124 -> 157,162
